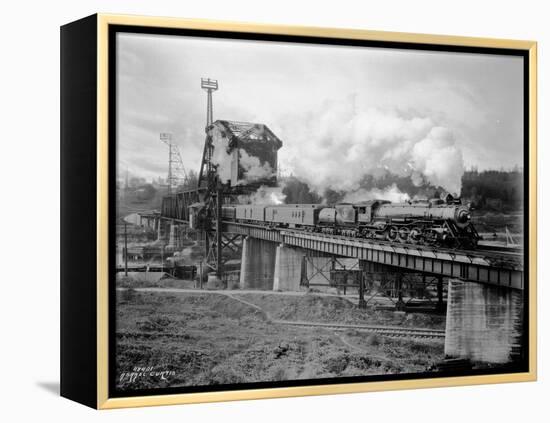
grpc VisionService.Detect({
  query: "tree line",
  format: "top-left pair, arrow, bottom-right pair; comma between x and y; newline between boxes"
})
461,169 -> 523,212
281,169 -> 524,212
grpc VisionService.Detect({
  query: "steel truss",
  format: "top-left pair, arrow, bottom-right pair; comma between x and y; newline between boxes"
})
363,271 -> 444,311
300,255 -> 445,311
300,256 -> 366,308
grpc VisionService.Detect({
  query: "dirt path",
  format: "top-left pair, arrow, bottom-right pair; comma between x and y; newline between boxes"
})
121,287 -> 445,340
132,286 -> 358,302
224,293 -> 271,318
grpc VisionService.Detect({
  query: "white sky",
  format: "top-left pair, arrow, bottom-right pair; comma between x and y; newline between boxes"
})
116,32 -> 524,186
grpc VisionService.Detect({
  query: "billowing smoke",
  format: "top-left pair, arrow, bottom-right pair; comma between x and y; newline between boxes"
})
342,184 -> 410,203
209,125 -> 276,186
238,185 -> 286,205
278,98 -> 465,197
210,129 -> 233,183
411,127 -> 463,195
238,150 -> 275,184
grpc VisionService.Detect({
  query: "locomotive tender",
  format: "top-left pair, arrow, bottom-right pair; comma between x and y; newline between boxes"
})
221,194 -> 480,249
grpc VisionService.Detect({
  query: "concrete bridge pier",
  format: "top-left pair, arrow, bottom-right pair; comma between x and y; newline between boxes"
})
154,216 -> 160,232
273,243 -> 304,291
138,215 -> 159,231
444,279 -> 523,364
239,236 -> 277,289
166,222 -> 184,250
156,219 -> 168,243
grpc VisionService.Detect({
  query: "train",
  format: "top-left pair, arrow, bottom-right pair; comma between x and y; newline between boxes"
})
220,193 -> 480,249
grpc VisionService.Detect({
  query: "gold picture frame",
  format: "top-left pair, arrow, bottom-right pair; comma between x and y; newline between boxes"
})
61,13 -> 537,409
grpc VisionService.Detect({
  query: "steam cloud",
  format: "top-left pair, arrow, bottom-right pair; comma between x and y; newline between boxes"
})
279,98 -> 465,197
210,130 -> 232,184
342,184 -> 410,203
209,125 -> 277,186
239,185 -> 286,205
238,150 -> 275,184
411,127 -> 463,194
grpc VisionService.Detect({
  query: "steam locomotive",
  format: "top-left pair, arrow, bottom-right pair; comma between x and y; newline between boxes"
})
221,193 -> 480,249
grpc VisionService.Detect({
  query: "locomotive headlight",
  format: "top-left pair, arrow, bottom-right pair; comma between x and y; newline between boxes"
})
457,210 -> 469,222
455,208 -> 470,228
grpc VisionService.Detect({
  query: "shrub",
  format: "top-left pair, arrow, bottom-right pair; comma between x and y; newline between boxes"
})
365,333 -> 381,346
119,288 -> 137,303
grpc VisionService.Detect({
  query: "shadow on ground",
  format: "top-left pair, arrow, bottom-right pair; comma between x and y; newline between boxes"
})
36,381 -> 59,396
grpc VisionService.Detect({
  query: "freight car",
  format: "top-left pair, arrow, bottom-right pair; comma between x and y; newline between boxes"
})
221,194 -> 479,249
265,204 -> 323,227
234,204 -> 265,222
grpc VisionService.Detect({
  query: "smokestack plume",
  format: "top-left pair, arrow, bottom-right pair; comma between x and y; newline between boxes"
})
277,97 -> 465,198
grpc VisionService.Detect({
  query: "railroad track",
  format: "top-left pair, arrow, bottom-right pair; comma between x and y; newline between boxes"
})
124,289 -> 446,341
477,244 -> 523,255
274,320 -> 446,340
220,293 -> 445,340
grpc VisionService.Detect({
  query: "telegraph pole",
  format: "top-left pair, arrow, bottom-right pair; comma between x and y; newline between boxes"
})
124,221 -> 128,276
216,186 -> 223,278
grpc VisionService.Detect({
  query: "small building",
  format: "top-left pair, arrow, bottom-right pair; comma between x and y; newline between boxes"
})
207,120 -> 283,188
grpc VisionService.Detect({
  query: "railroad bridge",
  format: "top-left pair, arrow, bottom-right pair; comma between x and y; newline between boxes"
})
223,221 -> 524,289
142,210 -> 525,364
137,77 -> 525,366
140,213 -> 523,290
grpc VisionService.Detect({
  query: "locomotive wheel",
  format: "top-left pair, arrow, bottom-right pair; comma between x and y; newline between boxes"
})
398,227 -> 410,242
386,226 -> 398,242
409,227 -> 422,244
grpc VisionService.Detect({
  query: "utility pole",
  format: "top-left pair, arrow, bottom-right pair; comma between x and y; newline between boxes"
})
124,221 -> 128,276
216,187 -> 223,279
358,270 -> 366,309
199,260 -> 203,290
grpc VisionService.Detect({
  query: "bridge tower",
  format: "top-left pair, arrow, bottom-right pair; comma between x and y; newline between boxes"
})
202,77 -> 217,126
195,78 -> 226,285
198,78 -> 218,189
192,78 -> 273,286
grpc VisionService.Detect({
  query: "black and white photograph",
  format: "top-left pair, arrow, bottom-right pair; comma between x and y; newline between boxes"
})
112,29 -> 528,395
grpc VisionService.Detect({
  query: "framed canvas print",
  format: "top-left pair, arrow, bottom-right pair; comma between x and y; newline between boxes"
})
60,14 -> 537,409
